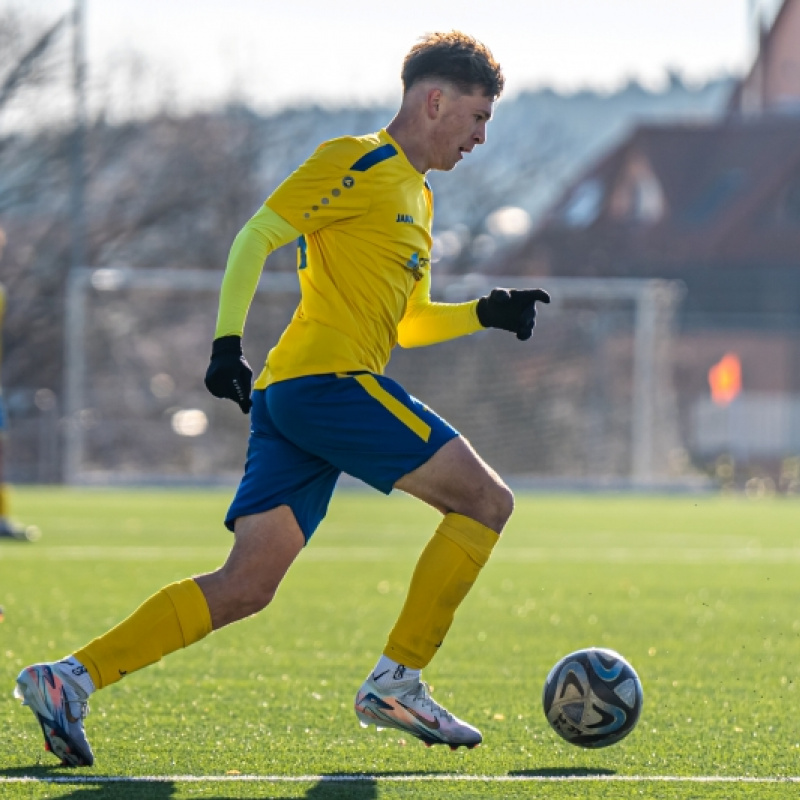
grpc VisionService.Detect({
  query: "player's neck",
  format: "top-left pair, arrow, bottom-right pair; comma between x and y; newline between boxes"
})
386,114 -> 430,175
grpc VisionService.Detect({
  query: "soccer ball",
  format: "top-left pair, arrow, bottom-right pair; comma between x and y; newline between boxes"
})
542,647 -> 643,748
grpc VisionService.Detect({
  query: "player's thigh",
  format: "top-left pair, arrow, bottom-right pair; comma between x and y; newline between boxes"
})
266,373 -> 513,530
394,435 -> 513,533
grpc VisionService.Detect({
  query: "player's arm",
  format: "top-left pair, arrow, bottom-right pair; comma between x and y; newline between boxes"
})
214,205 -> 300,338
397,271 -> 551,347
205,138 -> 369,411
204,205 -> 300,413
397,270 -> 482,348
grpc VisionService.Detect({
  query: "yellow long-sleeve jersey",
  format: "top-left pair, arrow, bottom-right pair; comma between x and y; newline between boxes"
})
214,129 -> 483,389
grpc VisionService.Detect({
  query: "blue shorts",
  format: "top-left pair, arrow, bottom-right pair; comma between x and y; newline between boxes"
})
225,373 -> 459,541
0,393 -> 6,434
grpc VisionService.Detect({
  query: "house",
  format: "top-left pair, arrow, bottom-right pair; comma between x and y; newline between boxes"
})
501,0 -> 800,480
728,0 -> 800,116
507,118 -> 800,329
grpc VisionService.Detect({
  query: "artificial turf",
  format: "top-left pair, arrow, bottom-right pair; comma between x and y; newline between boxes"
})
1,487 -> 799,798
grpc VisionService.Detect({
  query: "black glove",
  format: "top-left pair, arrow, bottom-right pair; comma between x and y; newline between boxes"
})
476,288 -> 551,341
204,335 -> 253,413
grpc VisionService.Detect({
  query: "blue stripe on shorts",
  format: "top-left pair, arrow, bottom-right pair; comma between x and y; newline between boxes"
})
224,373 -> 459,541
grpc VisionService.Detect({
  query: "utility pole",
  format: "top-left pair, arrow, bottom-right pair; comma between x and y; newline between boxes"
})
64,0 -> 87,483
70,0 -> 87,272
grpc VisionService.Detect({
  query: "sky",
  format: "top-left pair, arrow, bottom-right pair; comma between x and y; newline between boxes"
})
10,0 -> 787,116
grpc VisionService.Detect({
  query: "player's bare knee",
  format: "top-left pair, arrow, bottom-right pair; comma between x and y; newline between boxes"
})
233,583 -> 277,618
498,481 -> 515,523
485,481 -> 514,531
462,479 -> 513,533
215,562 -> 279,616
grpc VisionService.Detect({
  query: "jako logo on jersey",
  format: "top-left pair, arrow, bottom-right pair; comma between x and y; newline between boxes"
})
342,176 -> 355,188
396,213 -> 414,224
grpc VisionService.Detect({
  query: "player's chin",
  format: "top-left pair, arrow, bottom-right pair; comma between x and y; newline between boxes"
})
432,151 -> 463,171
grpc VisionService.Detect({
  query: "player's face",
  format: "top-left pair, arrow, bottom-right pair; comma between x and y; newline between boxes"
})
430,88 -> 494,171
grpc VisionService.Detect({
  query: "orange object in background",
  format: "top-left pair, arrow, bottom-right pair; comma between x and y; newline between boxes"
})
708,353 -> 742,405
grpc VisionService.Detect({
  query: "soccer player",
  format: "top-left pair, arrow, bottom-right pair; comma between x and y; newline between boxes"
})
14,31 -> 550,766
0,230 -> 39,541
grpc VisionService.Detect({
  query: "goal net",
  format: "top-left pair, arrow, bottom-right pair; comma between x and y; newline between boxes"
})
64,267 -> 684,487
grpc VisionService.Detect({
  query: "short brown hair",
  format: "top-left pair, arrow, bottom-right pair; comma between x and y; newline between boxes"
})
401,31 -> 504,98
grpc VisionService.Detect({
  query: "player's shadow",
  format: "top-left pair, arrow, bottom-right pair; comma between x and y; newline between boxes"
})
0,767 -> 173,799
510,767 -> 616,778
300,776 -> 378,799
0,767 -> 379,799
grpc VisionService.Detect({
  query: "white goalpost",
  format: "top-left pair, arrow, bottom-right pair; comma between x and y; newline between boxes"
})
63,267 -> 685,488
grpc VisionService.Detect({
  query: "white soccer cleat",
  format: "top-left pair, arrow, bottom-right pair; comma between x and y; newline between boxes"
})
0,520 -> 41,541
354,673 -> 482,749
14,662 -> 94,767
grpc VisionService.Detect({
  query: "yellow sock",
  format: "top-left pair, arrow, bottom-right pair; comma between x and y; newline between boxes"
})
384,513 -> 499,669
74,579 -> 212,690
0,484 -> 9,518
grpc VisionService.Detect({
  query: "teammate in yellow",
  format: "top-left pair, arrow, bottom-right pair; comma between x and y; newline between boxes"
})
14,31 -> 549,766
0,230 -> 39,541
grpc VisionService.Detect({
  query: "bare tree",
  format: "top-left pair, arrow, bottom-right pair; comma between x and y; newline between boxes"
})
0,12 -> 67,113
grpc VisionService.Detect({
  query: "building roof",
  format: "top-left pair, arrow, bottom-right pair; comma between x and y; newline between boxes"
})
513,117 -> 800,276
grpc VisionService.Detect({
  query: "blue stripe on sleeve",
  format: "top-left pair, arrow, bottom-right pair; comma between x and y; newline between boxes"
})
349,143 -> 398,172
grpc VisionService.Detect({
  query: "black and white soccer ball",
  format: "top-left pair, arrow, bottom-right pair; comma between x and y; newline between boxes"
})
542,647 -> 643,748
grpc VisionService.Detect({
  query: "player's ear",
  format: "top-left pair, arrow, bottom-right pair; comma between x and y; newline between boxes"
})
425,87 -> 443,120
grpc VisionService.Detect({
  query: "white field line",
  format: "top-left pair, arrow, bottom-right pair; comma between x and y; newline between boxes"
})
3,545 -> 800,563
1,774 -> 800,785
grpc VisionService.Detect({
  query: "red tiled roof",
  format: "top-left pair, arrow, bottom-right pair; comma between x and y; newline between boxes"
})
521,118 -> 800,274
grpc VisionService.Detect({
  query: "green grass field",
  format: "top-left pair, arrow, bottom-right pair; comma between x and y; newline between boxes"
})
2,487 -> 800,798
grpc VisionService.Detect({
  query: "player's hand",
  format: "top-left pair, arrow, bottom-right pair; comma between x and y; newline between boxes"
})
204,335 -> 253,413
476,288 -> 551,341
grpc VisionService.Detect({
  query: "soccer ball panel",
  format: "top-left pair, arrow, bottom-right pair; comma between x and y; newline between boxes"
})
542,647 -> 643,748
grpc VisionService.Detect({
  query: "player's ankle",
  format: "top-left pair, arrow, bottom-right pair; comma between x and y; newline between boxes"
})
56,656 -> 96,698
369,655 -> 420,689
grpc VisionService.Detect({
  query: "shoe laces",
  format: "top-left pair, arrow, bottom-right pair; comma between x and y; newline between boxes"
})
66,697 -> 90,722
406,680 -> 455,723
58,675 -> 90,722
